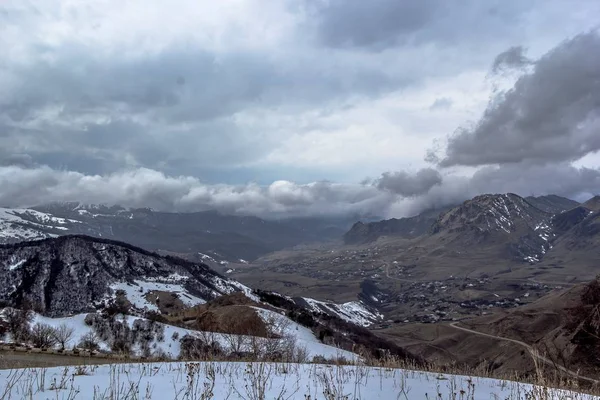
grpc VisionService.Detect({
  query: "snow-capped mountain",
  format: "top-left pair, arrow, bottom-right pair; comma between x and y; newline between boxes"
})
0,208 -> 80,242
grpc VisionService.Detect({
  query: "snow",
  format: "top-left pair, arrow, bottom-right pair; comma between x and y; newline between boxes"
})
109,280 -> 207,311
301,298 -> 382,327
251,307 -> 357,361
0,362 -> 594,400
0,207 -> 78,241
6,258 -> 26,271
198,253 -> 217,263
26,310 -> 355,361
228,280 -> 261,302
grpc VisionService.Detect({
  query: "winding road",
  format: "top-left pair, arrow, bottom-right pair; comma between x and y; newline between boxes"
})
449,322 -> 599,385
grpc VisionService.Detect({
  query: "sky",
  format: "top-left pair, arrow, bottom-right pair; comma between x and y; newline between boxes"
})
0,0 -> 599,218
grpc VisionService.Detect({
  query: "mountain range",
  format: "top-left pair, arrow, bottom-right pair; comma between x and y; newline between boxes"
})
344,195 -> 579,246
0,203 -> 364,262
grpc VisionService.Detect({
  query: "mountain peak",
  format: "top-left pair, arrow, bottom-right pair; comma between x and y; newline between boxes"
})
432,193 -> 547,235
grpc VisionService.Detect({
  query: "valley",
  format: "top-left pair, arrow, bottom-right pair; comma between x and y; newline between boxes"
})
1,192 -> 600,391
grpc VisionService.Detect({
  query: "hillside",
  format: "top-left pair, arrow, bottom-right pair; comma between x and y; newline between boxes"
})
382,277 -> 600,378
1,361 -> 583,399
0,235 -> 250,317
343,206 -> 453,245
524,195 -> 579,214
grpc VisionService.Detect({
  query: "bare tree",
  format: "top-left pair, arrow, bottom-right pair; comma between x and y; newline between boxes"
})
79,332 -> 100,353
53,323 -> 75,350
30,323 -> 58,349
3,308 -> 33,343
223,332 -> 247,354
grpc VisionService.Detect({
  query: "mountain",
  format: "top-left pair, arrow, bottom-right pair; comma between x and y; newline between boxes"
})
217,192 -> 600,336
0,203 -> 358,261
0,234 -> 382,329
429,193 -> 554,262
343,206 -> 455,245
524,195 -> 579,214
0,235 -> 249,317
342,195 -> 577,246
581,195 -> 600,211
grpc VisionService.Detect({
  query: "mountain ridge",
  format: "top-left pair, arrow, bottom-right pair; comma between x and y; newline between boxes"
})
0,204 -> 362,262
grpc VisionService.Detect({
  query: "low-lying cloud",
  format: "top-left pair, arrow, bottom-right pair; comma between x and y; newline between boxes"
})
374,168 -> 442,196
1,164 -> 598,220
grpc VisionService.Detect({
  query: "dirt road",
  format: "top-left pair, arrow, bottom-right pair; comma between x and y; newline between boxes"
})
449,322 -> 599,384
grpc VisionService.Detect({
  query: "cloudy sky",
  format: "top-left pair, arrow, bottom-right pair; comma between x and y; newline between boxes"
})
1,0 -> 599,218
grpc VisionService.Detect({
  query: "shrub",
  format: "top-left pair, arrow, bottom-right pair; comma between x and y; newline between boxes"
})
3,308 -> 33,343
145,310 -> 167,324
78,332 -> 100,353
153,348 -> 171,361
30,323 -> 58,348
179,335 -> 222,360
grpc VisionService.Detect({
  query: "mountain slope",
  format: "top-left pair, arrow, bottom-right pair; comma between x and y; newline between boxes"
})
524,195 -> 579,214
343,206 -> 454,245
453,278 -> 600,376
342,195 -> 576,246
0,235 -> 249,317
429,193 -> 554,262
379,279 -> 600,377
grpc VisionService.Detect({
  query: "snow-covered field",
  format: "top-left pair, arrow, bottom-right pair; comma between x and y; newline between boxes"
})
30,308 -> 356,361
0,361 -> 595,400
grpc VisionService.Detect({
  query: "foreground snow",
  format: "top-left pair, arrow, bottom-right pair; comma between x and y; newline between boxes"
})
0,361 -> 595,400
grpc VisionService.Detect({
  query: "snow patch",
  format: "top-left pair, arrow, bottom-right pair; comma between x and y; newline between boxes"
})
109,280 -> 206,312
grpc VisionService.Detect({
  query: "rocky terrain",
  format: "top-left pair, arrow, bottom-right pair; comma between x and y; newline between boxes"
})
0,235 -> 246,317
342,195 -> 577,246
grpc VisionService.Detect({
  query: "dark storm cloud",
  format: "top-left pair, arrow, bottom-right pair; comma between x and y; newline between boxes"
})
374,168 -> 442,196
0,41 -> 412,175
440,31 -> 600,167
491,45 -> 532,73
394,163 -> 600,217
310,0 -> 531,50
